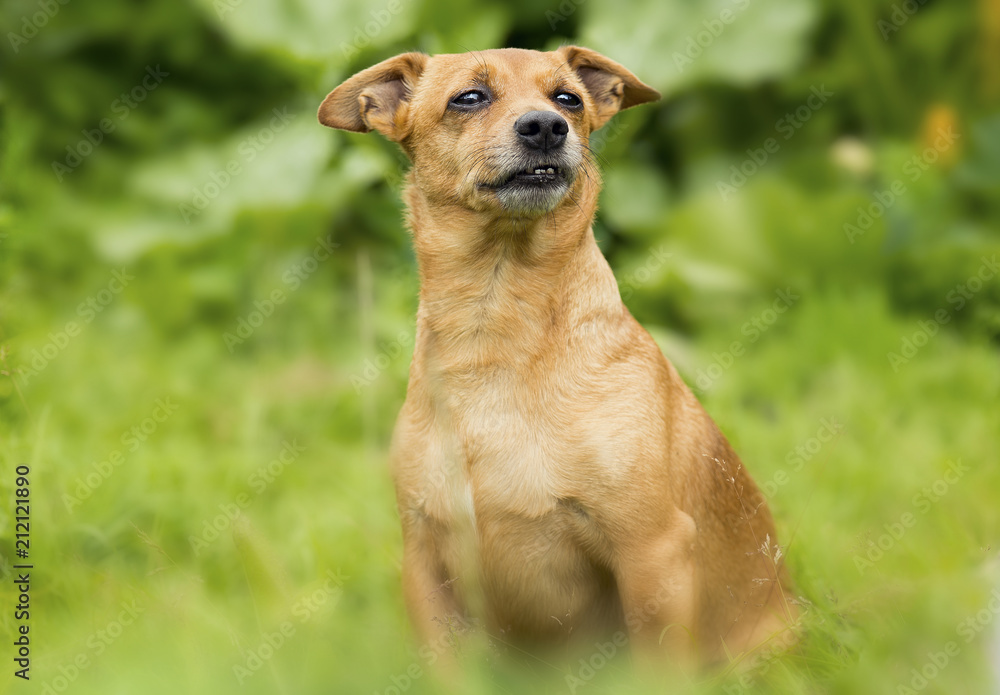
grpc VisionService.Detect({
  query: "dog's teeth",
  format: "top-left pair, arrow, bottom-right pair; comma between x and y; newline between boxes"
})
534,168 -> 543,174
546,168 -> 555,175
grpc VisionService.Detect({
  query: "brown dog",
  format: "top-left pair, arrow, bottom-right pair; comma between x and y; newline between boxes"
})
319,47 -> 797,669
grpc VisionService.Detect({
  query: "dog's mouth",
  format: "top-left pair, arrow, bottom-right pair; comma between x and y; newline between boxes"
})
482,164 -> 569,190
474,153 -> 580,214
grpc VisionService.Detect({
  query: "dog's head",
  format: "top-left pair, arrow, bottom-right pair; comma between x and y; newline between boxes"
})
318,47 -> 659,217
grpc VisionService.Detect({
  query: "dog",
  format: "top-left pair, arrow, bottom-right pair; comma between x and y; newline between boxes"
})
319,46 -> 797,669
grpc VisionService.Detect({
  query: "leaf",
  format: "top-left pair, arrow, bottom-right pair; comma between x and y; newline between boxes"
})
579,0 -> 818,95
93,110 -> 336,260
194,0 -> 419,62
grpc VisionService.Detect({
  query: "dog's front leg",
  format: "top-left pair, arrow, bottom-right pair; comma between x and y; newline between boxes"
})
400,516 -> 466,670
615,509 -> 700,670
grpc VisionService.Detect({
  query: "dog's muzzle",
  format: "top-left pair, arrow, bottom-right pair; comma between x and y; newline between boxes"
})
477,112 -> 582,214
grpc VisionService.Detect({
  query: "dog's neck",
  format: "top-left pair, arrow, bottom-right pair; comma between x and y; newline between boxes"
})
402,179 -> 623,371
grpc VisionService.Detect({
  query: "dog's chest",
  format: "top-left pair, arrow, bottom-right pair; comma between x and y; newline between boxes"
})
410,379 -> 620,632
422,379 -> 570,519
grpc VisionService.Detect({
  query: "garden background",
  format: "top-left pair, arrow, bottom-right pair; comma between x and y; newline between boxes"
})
1,0 -> 999,692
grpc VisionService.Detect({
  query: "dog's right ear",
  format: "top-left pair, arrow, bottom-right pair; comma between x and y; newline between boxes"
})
318,53 -> 428,141
558,46 -> 660,131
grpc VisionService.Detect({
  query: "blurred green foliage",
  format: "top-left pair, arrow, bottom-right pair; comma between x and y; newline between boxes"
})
1,0 -> 999,692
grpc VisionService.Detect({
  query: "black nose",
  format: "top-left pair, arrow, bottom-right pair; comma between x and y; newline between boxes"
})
514,110 -> 568,152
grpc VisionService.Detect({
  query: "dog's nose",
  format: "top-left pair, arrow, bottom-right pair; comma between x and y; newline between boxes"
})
514,110 -> 568,152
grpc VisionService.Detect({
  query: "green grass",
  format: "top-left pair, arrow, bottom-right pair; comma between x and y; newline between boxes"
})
2,261 -> 998,694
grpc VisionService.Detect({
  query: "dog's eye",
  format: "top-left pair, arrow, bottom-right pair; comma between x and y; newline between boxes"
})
450,90 -> 489,108
554,92 -> 582,109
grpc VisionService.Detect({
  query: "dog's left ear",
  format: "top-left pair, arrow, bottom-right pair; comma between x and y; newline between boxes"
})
318,52 -> 428,141
558,46 -> 660,131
